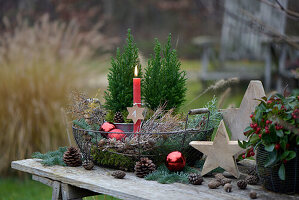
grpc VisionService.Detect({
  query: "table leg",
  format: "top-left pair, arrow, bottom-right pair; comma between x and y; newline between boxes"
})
32,175 -> 99,200
52,181 -> 62,200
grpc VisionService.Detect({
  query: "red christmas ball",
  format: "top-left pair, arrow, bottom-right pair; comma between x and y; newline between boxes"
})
100,122 -> 116,132
165,151 -> 186,172
108,129 -> 126,141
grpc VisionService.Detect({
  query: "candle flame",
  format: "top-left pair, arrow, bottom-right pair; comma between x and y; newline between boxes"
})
134,65 -> 138,77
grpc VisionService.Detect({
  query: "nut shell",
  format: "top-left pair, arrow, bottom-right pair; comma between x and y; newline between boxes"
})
249,190 -> 257,199
224,183 -> 232,192
208,180 -> 221,189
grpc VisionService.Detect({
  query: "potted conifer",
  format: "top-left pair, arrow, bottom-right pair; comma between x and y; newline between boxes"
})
104,29 -> 142,132
143,34 -> 187,111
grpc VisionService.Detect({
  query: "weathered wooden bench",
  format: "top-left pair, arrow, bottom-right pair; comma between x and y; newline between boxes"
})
11,159 -> 299,200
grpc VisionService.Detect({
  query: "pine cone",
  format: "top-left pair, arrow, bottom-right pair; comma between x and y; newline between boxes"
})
245,175 -> 259,185
82,160 -> 94,170
63,147 -> 82,167
188,173 -> 203,185
237,180 -> 247,189
114,111 -> 124,123
135,157 -> 156,178
111,170 -> 126,179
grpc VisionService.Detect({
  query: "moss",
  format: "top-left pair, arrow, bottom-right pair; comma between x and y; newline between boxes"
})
91,147 -> 135,171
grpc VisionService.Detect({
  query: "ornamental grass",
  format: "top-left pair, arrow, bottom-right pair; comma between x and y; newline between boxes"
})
0,15 -> 109,175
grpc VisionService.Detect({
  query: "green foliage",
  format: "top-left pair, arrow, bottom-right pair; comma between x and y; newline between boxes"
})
32,147 -> 68,166
188,96 -> 222,130
145,165 -> 199,184
143,34 -> 187,111
104,29 -> 141,113
238,94 -> 299,180
91,147 -> 135,171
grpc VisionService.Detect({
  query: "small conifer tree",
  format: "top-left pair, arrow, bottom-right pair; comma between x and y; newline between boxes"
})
144,34 -> 187,111
104,29 -> 141,113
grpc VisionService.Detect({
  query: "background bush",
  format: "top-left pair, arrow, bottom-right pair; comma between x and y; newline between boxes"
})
0,14 -> 108,174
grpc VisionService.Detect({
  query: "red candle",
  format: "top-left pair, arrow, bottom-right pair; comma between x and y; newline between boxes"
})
133,65 -> 141,132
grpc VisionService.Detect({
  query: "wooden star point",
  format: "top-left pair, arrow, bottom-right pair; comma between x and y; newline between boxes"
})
222,80 -> 266,140
127,105 -> 145,124
190,120 -> 243,178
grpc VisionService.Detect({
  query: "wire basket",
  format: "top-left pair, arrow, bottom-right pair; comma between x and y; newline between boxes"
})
256,145 -> 299,194
72,108 -> 214,170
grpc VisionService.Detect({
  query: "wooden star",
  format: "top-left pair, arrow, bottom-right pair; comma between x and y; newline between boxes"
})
190,120 -> 243,178
222,80 -> 265,140
127,105 -> 145,124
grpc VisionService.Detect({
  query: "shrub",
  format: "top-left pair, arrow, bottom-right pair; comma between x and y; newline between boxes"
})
143,34 -> 187,111
0,15 -> 107,174
104,29 -> 141,113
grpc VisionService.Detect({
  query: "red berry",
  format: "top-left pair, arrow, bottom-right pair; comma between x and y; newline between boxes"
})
257,127 -> 261,132
258,134 -> 262,138
267,100 -> 272,104
250,114 -> 253,118
253,124 -> 258,129
261,119 -> 264,122
297,96 -> 299,101
265,129 -> 270,134
286,144 -> 290,149
266,120 -> 271,124
250,151 -> 255,156
275,144 -> 280,150
242,154 -> 245,159
283,159 -> 287,164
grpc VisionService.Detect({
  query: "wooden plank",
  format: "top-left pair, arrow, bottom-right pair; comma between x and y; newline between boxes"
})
32,175 -> 54,187
11,159 -> 299,200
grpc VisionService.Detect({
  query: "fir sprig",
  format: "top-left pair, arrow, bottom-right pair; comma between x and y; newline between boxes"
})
144,34 -> 187,111
188,96 -> 222,130
145,165 -> 199,184
32,147 -> 67,166
104,29 -> 141,113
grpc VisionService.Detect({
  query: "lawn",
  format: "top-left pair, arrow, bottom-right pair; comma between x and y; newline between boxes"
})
0,177 -> 119,200
1,59 -> 249,200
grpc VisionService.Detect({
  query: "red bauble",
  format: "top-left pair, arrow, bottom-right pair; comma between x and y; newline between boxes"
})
165,151 -> 186,172
108,129 -> 126,141
100,122 -> 116,132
